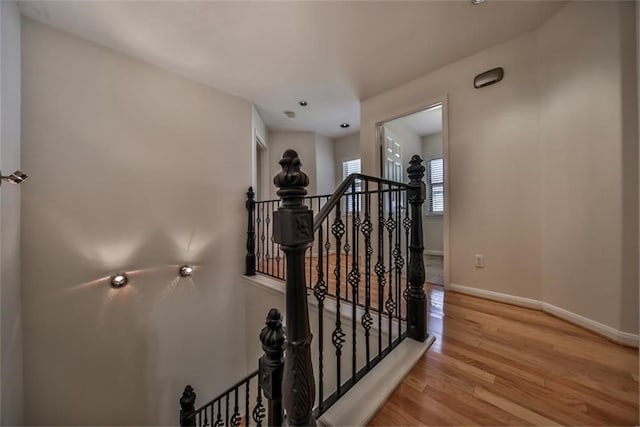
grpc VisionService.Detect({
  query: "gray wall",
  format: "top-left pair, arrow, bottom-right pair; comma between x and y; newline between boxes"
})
21,18 -> 252,424
0,2 -> 24,424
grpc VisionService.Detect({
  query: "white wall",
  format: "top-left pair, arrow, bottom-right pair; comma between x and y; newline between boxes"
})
538,1 -> 638,334
268,131 -> 318,198
333,132 -> 360,186
21,18 -> 252,425
0,2 -> 24,424
362,28 -> 542,301
422,133 -> 443,255
361,1 -> 638,336
314,134 -> 335,196
268,131 -> 336,198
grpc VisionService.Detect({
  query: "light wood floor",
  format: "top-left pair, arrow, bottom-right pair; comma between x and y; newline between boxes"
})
369,288 -> 639,426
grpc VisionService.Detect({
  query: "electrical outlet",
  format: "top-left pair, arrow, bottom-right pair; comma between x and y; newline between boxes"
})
475,254 -> 485,268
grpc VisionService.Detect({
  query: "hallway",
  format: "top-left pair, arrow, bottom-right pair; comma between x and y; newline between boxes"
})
369,288 -> 639,426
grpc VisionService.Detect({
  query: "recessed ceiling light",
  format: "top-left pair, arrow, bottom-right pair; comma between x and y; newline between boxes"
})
110,273 -> 128,288
471,0 -> 486,4
284,110 -> 296,118
298,100 -> 308,107
340,123 -> 350,128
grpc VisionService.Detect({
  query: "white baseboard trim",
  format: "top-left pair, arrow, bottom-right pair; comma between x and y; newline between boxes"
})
318,336 -> 436,427
425,250 -> 444,256
449,283 -> 639,348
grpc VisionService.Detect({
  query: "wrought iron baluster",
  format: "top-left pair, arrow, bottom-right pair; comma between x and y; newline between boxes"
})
313,225 -> 327,412
349,180 -> 360,382
376,185 -> 386,357
361,180 -> 373,368
308,198 -> 314,290
246,187 -> 257,276
215,401 -> 223,427
231,388 -> 240,426
343,194 -> 350,303
385,189 -> 395,347
395,186 -> 404,341
252,384 -> 265,427
403,192 -> 412,322
331,199 -> 345,397
245,380 -> 250,427
258,203 -> 264,273
225,393 -> 230,426
268,202 -> 274,276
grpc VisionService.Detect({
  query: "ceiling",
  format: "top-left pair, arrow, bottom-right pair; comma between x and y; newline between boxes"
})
18,1 -> 565,138
390,104 -> 443,137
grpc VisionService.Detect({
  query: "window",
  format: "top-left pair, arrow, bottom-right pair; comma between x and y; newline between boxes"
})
342,159 -> 361,212
427,158 -> 444,214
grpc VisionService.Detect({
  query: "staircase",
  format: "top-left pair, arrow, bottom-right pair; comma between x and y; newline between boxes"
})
180,149 -> 434,426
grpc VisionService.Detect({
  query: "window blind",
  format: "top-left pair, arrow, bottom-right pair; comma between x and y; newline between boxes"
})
342,159 -> 361,212
427,158 -> 444,213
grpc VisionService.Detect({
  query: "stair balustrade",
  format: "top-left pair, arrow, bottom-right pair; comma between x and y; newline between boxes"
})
182,149 -> 427,426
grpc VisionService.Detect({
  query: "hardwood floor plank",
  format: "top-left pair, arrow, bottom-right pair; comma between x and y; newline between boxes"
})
472,386 -> 561,426
368,289 -> 639,426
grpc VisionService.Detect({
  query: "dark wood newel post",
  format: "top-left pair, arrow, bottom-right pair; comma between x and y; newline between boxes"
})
246,186 -> 257,276
272,149 -> 316,426
179,385 -> 196,427
259,308 -> 285,427
406,155 -> 428,342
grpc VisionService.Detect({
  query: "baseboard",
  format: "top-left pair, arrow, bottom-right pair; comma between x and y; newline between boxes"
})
425,250 -> 444,256
449,283 -> 639,348
448,283 -> 542,310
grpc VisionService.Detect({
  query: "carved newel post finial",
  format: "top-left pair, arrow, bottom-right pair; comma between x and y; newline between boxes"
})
179,385 -> 196,427
273,149 -> 316,426
408,155 -> 426,185
259,308 -> 285,427
273,149 -> 309,207
406,154 -> 428,342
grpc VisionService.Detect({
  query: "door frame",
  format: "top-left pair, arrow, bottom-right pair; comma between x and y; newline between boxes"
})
375,95 -> 450,289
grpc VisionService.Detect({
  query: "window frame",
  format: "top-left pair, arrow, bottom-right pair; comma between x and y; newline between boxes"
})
426,157 -> 444,216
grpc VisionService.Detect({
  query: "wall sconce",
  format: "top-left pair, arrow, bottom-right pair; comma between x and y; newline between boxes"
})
179,265 -> 193,277
474,67 -> 504,89
110,273 -> 129,288
1,170 -> 29,186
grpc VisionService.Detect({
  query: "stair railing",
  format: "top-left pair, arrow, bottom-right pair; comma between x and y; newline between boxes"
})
270,149 -> 428,425
179,309 -> 285,427
185,149 -> 427,427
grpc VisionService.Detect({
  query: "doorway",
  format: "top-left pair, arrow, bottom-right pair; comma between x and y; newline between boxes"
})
255,136 -> 267,200
377,102 -> 447,287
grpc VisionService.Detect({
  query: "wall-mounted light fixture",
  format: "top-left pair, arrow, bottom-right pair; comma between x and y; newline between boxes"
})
1,170 -> 29,186
110,273 -> 129,288
179,265 -> 193,277
474,67 -> 504,89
